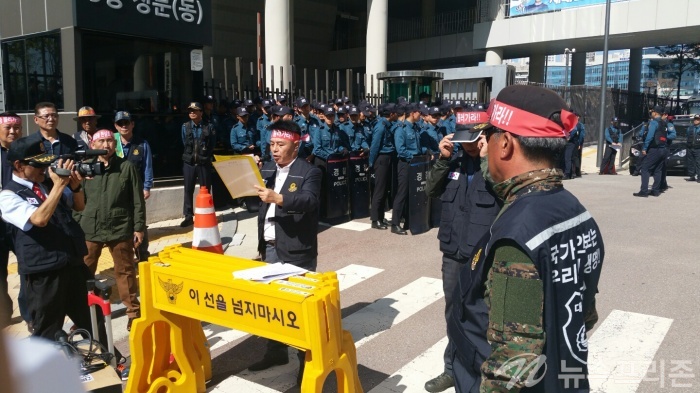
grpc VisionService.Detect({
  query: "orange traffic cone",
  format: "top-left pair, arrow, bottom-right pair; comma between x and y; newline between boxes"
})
192,186 -> 223,254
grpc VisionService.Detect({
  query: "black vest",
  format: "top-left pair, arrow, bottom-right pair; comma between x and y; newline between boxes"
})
450,187 -> 603,393
124,137 -> 146,172
437,156 -> 500,259
3,181 -> 87,275
687,124 -> 700,148
182,121 -> 213,164
649,119 -> 667,148
606,126 -> 620,144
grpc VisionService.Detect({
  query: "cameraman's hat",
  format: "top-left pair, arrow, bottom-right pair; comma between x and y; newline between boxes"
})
8,136 -> 56,166
73,106 -> 102,121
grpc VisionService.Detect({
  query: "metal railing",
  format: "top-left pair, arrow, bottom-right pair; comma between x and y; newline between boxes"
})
387,9 -> 477,43
619,123 -> 643,167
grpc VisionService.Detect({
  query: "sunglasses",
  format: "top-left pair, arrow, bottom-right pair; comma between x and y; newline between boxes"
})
116,120 -> 131,127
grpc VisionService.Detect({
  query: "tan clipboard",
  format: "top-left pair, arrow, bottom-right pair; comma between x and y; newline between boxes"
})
213,155 -> 265,198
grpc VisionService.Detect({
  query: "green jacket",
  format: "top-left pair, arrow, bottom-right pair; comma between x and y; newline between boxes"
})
80,156 -> 146,242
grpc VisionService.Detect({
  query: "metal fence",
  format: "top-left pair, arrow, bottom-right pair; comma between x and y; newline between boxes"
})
619,123 -> 644,168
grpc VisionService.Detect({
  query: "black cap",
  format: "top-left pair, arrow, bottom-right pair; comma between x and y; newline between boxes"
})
343,96 -> 351,104
397,96 -> 407,104
348,106 -> 360,115
262,99 -> 273,108
452,128 -> 483,143
362,107 -> 376,117
335,98 -> 344,105
295,97 -> 309,107
236,107 -> 249,116
273,106 -> 293,116
426,106 -> 441,116
8,136 -> 56,165
651,105 -> 664,114
612,116 -> 619,122
324,107 -> 336,116
452,100 -> 464,109
694,114 -> 700,120
278,94 -> 287,102
244,99 -> 254,107
203,95 -> 214,103
337,106 -> 348,115
395,104 -> 406,115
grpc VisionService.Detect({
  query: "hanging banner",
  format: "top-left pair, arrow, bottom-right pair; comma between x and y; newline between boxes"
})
510,0 -> 630,17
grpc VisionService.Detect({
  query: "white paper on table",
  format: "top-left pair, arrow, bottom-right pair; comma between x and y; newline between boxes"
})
232,263 -> 309,284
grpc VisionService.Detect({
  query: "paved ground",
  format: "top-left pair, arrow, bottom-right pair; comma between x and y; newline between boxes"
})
4,147 -> 699,393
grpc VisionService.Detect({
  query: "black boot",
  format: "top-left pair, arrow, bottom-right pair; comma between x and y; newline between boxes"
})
425,372 -> 454,393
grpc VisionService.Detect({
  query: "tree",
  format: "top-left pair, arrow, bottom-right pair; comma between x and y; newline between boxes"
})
654,44 -> 700,111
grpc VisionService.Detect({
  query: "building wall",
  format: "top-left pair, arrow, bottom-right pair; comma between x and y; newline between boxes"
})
0,0 -> 74,39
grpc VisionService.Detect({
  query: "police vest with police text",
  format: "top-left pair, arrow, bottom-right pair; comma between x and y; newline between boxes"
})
3,181 -> 87,275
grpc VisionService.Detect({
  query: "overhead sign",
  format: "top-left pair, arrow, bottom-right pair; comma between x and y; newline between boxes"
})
510,0 -> 629,17
75,0 -> 212,46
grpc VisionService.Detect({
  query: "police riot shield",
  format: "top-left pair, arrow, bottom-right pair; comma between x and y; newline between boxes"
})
408,155 -> 431,235
325,153 -> 350,224
349,153 -> 370,219
428,158 -> 442,228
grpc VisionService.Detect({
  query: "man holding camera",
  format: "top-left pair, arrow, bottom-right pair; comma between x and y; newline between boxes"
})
0,137 -> 92,339
78,129 -> 145,331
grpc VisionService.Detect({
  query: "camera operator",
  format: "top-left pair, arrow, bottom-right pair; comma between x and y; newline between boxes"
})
0,137 -> 94,340
78,130 -> 145,331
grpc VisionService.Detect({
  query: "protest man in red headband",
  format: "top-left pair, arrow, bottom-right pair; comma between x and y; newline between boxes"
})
249,120 -> 322,383
448,85 -> 604,393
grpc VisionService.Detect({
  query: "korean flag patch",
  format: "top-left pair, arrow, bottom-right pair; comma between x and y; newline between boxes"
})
448,172 -> 460,180
27,197 -> 39,205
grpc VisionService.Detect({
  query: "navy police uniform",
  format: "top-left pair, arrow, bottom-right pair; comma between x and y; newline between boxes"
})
686,119 -> 700,181
368,111 -> 395,227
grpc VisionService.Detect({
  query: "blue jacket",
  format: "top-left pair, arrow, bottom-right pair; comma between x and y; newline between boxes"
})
369,117 -> 395,167
604,125 -> 621,145
666,121 -> 676,142
311,123 -> 350,160
395,121 -> 422,161
569,123 -> 585,146
294,114 -> 319,158
643,117 -> 662,151
350,123 -> 370,152
230,120 -> 254,153
420,123 -> 441,155
257,114 -> 272,160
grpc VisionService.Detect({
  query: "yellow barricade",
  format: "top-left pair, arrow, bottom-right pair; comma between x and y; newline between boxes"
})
125,245 -> 362,393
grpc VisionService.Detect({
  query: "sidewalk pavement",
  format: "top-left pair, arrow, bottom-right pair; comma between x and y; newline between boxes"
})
3,205 -> 262,339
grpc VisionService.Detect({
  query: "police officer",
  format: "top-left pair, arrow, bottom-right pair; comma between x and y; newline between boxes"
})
368,104 -> 396,230
574,113 -> 586,177
230,107 -> 256,154
420,106 -> 443,159
114,111 -> 154,261
348,106 -> 370,154
599,116 -> 621,175
202,95 -> 220,132
563,112 -> 584,179
423,125 -> 501,393
634,105 -> 667,197
449,85 -> 603,392
180,102 -> 216,227
311,107 -> 351,218
685,115 -> 700,182
659,112 -> 677,191
337,106 -> 353,140
391,103 -> 422,235
257,99 -> 273,162
293,96 -> 318,161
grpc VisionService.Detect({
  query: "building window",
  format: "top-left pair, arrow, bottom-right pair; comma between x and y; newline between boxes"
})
1,32 -> 63,111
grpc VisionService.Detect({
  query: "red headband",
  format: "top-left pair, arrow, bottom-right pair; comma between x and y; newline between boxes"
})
487,99 -> 577,138
456,111 -> 489,125
270,129 -> 301,141
0,116 -> 21,125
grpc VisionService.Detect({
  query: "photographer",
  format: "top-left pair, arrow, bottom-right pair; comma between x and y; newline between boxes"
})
0,137 -> 94,340
78,130 -> 145,331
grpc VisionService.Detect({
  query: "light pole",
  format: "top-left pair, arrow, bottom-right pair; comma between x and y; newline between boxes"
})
597,0 -> 612,167
564,48 -> 576,86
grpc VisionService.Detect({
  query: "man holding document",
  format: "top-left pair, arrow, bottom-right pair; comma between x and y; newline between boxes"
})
249,120 -> 322,379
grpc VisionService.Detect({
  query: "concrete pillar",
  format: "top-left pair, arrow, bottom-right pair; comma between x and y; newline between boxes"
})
265,0 -> 292,92
485,48 -> 503,66
528,54 -> 546,84
60,27 -> 81,112
571,51 -> 587,86
628,48 -> 643,93
366,0 -> 388,95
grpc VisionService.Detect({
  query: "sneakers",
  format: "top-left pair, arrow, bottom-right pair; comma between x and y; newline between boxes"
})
116,363 -> 129,381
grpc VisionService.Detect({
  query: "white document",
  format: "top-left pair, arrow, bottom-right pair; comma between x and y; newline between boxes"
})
232,263 -> 309,284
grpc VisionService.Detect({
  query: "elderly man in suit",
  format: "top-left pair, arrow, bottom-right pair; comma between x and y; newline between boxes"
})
248,119 -> 322,382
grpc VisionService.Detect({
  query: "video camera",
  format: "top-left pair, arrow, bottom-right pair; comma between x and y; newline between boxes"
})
51,149 -> 107,177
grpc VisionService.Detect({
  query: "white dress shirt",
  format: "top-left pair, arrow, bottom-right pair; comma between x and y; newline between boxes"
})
263,158 -> 297,241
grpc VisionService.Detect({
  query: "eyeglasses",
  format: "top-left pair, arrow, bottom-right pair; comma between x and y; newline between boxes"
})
36,113 -> 59,120
116,120 -> 131,127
